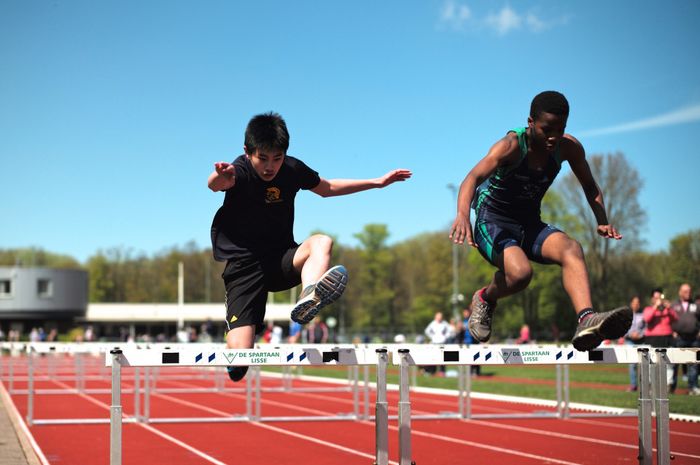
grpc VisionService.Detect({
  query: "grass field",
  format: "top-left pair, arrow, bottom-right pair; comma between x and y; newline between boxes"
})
270,364 -> 700,416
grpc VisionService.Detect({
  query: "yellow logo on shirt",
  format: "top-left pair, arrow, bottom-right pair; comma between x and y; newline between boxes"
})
265,187 -> 282,203
230,315 -> 238,323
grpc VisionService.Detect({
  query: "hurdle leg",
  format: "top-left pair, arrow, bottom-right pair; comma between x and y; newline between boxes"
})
144,367 -> 151,423
134,367 -> 140,422
26,347 -> 34,426
363,364 -> 370,421
398,349 -> 414,465
374,349 -> 389,465
556,364 -> 563,418
653,349 -> 671,465
562,364 -> 570,419
110,349 -> 123,465
637,348 -> 652,465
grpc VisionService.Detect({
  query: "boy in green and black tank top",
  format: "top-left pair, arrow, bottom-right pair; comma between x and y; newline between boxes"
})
450,91 -> 632,352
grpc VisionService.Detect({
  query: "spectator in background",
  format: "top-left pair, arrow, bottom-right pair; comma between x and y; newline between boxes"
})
670,283 -> 700,395
303,317 -> 329,343
643,288 -> 678,392
288,320 -> 303,343
624,295 -> 645,391
462,307 -> 481,375
424,311 -> 452,375
516,324 -> 531,344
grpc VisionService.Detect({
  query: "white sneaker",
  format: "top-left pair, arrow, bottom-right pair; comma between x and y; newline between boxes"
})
290,265 -> 348,324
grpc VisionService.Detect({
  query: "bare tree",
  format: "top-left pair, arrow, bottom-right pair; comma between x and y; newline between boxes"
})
558,152 -> 646,309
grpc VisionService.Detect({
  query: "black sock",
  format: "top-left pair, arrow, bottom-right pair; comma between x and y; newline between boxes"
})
577,308 -> 594,323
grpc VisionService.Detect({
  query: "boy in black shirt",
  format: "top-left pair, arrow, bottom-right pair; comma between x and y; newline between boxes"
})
208,112 -> 411,381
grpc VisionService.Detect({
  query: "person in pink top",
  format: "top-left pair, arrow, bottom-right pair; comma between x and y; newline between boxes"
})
643,288 -> 678,345
643,288 -> 678,392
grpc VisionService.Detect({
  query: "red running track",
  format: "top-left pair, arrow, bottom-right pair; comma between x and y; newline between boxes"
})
4,362 -> 700,465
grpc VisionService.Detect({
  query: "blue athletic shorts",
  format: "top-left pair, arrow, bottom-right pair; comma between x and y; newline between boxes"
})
473,208 -> 561,267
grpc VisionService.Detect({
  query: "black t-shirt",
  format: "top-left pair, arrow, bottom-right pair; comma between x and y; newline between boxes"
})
211,154 -> 321,261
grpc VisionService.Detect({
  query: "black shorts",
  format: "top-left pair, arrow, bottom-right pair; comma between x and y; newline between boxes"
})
473,208 -> 561,267
223,247 -> 301,334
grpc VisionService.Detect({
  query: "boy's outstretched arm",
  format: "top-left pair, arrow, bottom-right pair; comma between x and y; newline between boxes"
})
310,168 -> 412,197
565,135 -> 622,240
208,162 -> 236,192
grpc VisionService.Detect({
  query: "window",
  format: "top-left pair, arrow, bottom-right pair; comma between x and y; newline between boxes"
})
37,279 -> 53,298
0,279 -> 11,297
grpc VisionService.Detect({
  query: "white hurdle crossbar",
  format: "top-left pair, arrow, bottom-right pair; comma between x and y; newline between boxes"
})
392,344 -> 700,465
107,345 -> 391,465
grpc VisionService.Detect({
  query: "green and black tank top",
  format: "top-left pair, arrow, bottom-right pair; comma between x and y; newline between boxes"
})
472,127 -> 562,220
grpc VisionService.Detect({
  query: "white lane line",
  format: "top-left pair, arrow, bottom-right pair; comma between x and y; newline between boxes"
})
570,417 -> 700,438
407,426 -> 582,465
160,379 -> 579,464
468,419 -> 700,460
155,391 -> 399,465
50,379 -> 227,465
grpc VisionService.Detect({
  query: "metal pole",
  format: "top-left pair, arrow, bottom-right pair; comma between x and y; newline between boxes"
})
563,364 -> 570,419
352,365 -> 359,419
556,364 -> 563,418
637,349 -> 652,465
8,351 -> 13,393
398,349 -> 414,465
374,349 -> 389,465
654,349 -> 671,465
26,347 -> 34,426
134,367 -> 140,422
109,349 -> 123,465
254,366 -> 261,421
246,367 -> 253,418
363,365 -> 370,421
144,367 -> 150,423
458,365 -> 464,417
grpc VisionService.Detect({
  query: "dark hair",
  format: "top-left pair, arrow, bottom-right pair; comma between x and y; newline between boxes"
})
651,287 -> 663,297
530,91 -> 569,119
244,112 -> 290,155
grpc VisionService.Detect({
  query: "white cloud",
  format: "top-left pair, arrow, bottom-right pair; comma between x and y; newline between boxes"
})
485,6 -> 522,36
579,104 -> 700,137
440,0 -> 472,30
438,2 -> 567,36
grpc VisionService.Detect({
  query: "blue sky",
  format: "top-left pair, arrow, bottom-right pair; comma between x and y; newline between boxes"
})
2,1 -> 699,263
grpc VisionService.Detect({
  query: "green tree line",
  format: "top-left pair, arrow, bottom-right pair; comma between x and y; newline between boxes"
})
2,153 -> 699,341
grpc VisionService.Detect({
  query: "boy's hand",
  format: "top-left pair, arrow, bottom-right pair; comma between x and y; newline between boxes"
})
450,215 -> 476,247
215,162 -> 235,177
597,224 -> 622,240
211,162 -> 236,190
378,169 -> 412,187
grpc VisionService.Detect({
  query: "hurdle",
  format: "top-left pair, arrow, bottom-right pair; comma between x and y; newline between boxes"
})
107,345 -> 391,465
392,344 -> 700,465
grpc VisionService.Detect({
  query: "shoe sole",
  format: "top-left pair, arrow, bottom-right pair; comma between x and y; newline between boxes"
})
572,306 -> 633,351
468,323 -> 491,343
227,366 -> 248,382
291,266 -> 348,324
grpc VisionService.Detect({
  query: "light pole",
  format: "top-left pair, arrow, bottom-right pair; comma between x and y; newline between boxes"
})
447,184 -> 462,321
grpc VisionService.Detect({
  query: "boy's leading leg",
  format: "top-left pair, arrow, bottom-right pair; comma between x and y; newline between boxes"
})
540,232 -> 632,351
225,325 -> 255,382
290,234 -> 348,324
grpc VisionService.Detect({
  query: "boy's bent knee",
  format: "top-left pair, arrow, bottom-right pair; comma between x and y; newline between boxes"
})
310,234 -> 333,251
562,239 -> 585,261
